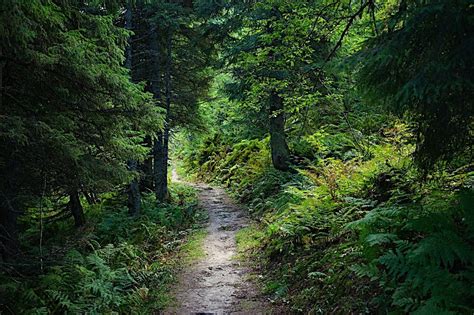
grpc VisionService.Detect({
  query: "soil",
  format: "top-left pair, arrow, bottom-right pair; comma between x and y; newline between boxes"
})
164,179 -> 272,315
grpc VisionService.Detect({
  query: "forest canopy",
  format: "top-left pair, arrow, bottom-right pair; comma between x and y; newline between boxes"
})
1,0 -> 473,313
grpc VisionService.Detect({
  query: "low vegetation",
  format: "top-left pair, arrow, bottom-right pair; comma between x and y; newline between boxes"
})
2,0 -> 472,313
177,122 -> 473,313
0,184 -> 204,313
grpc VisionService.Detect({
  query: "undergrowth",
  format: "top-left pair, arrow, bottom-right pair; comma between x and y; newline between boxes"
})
0,183 -> 204,314
178,123 -> 474,314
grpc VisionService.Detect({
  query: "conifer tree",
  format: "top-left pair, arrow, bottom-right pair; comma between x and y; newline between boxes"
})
357,0 -> 473,169
0,0 -> 161,256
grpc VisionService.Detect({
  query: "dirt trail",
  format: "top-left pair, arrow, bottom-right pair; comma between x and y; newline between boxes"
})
164,178 -> 271,314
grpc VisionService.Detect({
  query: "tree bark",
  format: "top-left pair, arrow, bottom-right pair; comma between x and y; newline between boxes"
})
265,10 -> 290,172
125,4 -> 141,215
127,161 -> 141,216
0,46 -> 4,109
0,194 -> 20,261
149,24 -> 171,203
69,190 -> 85,227
124,0 -> 140,206
269,91 -> 290,171
154,132 -> 168,202
162,29 -> 172,198
140,136 -> 154,192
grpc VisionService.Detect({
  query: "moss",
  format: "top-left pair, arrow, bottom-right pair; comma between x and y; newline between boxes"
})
180,229 -> 208,264
235,225 -> 264,261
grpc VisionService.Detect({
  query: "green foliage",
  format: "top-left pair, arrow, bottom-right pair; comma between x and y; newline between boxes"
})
0,0 -> 162,240
179,123 -> 400,311
135,0 -> 215,130
356,0 -> 473,169
0,183 -> 202,313
164,0 -> 473,312
350,190 -> 474,313
180,112 -> 473,313
2,0 -> 473,313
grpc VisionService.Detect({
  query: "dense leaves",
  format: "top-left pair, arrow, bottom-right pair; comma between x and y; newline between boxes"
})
357,0 -> 474,169
1,0 -> 473,313
176,0 -> 474,313
0,184 -> 202,313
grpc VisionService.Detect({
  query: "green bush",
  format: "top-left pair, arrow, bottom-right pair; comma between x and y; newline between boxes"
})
350,191 -> 474,313
180,124 -> 474,314
0,183 -> 201,313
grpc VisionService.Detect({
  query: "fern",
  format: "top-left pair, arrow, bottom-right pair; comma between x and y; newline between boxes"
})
354,190 -> 474,313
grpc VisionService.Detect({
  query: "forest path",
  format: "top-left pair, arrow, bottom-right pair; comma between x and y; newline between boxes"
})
164,173 -> 271,314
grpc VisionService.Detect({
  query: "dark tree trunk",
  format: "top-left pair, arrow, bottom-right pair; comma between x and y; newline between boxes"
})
269,91 -> 290,171
84,191 -> 99,205
125,4 -> 141,216
140,136 -> 154,192
154,132 -> 168,202
138,10 -> 153,193
161,29 -> 172,197
69,190 -> 85,227
0,46 -> 4,109
264,11 -> 290,171
0,194 -> 20,261
149,24 -> 171,203
127,161 -> 141,216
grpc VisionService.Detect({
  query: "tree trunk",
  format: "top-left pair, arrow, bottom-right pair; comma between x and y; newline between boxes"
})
269,91 -> 290,171
125,4 -> 141,215
154,132 -> 168,202
69,190 -> 85,227
138,9 -> 153,193
162,29 -> 172,196
265,11 -> 290,171
0,47 -> 4,109
127,161 -> 141,216
140,136 -> 154,192
0,194 -> 20,261
149,24 -> 171,203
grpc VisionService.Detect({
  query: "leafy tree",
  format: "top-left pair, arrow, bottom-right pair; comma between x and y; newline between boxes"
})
220,0 -> 342,171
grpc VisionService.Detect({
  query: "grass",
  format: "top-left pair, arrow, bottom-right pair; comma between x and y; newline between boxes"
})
235,225 -> 264,261
180,229 -> 208,264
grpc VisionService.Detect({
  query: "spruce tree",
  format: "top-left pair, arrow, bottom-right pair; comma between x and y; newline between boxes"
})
0,0 -> 161,256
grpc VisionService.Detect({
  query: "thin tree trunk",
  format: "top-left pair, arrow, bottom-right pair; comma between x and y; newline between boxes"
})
161,29 -> 172,197
138,9 -> 153,193
125,4 -> 141,216
127,161 -> 141,216
269,91 -> 290,171
265,11 -> 290,171
0,194 -> 20,261
140,136 -> 154,192
69,190 -> 85,227
0,46 -> 4,109
154,132 -> 168,201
